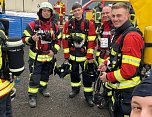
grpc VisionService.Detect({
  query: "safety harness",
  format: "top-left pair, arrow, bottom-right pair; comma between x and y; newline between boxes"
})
68,18 -> 89,48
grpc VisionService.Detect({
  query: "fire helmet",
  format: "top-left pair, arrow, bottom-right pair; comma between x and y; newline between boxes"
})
54,62 -> 72,79
83,59 -> 98,82
39,2 -> 53,11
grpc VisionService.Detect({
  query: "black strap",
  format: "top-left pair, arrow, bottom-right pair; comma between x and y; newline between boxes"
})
68,18 -> 89,35
84,19 -> 89,35
145,43 -> 152,47
113,26 -> 143,70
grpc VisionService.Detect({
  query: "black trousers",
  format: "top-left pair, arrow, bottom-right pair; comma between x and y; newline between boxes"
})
109,88 -> 134,117
28,58 -> 53,97
69,60 -> 93,98
0,92 -> 12,117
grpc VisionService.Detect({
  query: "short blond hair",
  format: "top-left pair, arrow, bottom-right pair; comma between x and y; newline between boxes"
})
112,2 -> 130,12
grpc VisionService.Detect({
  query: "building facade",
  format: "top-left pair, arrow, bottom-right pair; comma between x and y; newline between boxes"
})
5,0 -> 82,14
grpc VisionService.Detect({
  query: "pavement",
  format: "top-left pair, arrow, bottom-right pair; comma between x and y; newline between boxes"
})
12,46 -> 110,117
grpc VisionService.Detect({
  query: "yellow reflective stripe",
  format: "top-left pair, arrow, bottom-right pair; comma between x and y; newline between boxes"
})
107,76 -> 141,89
114,70 -> 126,82
29,49 -> 53,62
87,48 -> 94,54
122,55 -> 141,67
88,35 -> 96,41
62,34 -> 66,39
59,14 -> 63,16
70,55 -> 86,62
24,30 -> 31,37
0,82 -> 14,97
0,80 -> 10,89
65,34 -> 70,38
40,81 -> 47,86
105,82 -> 112,90
28,87 -> 39,93
57,32 -> 62,39
112,96 -> 115,105
107,91 -> 112,96
71,33 -> 85,40
98,57 -> 104,65
96,51 -> 100,56
71,81 -> 81,87
62,34 -> 70,39
24,37 -> 32,45
0,46 -> 2,69
54,44 -> 60,51
63,48 -> 69,53
84,87 -> 93,92
111,48 -> 116,55
124,115 -> 129,117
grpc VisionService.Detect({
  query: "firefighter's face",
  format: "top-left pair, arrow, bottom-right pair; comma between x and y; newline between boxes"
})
131,96 -> 152,117
102,6 -> 111,21
111,8 -> 130,28
73,7 -> 83,20
41,9 -> 51,19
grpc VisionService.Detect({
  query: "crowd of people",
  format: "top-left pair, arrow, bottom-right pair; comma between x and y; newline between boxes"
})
0,1 -> 151,117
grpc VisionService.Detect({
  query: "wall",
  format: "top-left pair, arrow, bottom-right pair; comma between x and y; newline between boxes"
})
5,0 -> 82,14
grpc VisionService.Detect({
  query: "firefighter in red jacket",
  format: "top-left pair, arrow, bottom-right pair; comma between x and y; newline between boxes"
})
62,3 -> 96,107
22,2 -> 61,108
96,6 -> 114,65
0,20 -> 14,117
54,0 -> 66,28
98,3 -> 144,116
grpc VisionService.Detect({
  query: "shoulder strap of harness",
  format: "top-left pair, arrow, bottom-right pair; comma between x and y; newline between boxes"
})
119,26 -> 144,76
68,18 -> 89,35
84,19 -> 89,36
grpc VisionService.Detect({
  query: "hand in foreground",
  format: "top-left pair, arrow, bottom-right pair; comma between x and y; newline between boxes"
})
99,72 -> 108,83
32,33 -> 39,42
48,50 -> 54,57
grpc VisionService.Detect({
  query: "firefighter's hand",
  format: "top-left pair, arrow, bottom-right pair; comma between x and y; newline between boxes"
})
48,50 -> 54,56
88,59 -> 93,63
99,72 -> 108,83
98,63 -> 107,72
32,33 -> 39,42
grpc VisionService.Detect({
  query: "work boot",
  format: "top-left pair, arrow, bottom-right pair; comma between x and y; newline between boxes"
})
86,97 -> 94,107
69,90 -> 79,98
39,89 -> 50,97
28,97 -> 37,108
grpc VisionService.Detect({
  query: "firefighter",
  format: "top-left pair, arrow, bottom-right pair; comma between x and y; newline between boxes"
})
54,0 -> 66,28
0,20 -> 14,117
96,6 -> 114,65
22,2 -> 61,108
62,3 -> 96,107
98,3 -> 144,116
131,76 -> 152,117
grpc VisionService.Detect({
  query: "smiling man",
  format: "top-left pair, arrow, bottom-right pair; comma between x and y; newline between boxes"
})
62,3 -> 96,107
98,2 -> 144,117
131,76 -> 152,117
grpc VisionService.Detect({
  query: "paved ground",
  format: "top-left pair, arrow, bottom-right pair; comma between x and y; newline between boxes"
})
12,46 -> 110,117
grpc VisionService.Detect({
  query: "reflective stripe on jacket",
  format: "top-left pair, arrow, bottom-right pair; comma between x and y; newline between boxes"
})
0,80 -> 14,97
107,22 -> 144,89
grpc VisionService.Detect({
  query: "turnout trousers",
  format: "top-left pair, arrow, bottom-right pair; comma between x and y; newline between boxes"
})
69,60 -> 93,98
109,87 -> 134,117
0,92 -> 12,117
28,58 -> 53,97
